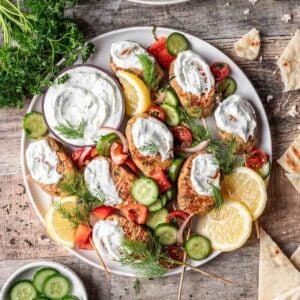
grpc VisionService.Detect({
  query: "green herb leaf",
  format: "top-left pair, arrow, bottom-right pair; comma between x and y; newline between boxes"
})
133,278 -> 141,295
209,184 -> 224,211
138,142 -> 159,155
138,54 -> 158,89
54,120 -> 86,139
57,73 -> 70,84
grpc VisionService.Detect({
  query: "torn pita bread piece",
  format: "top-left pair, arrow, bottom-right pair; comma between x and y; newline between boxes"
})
277,134 -> 300,174
234,28 -> 261,60
286,174 -> 300,194
277,30 -> 300,92
291,246 -> 300,271
259,228 -> 300,300
273,286 -> 300,300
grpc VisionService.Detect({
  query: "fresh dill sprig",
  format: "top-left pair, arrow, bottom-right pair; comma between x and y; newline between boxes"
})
209,184 -> 225,211
56,73 -> 70,84
138,54 -> 158,88
54,120 -> 86,139
138,142 -> 159,155
133,279 -> 141,295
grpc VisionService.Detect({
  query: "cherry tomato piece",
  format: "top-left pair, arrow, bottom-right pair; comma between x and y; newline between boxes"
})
147,37 -> 167,57
167,245 -> 185,262
166,210 -> 189,228
150,169 -> 172,193
74,224 -> 92,249
124,157 -> 139,174
210,62 -> 230,81
71,148 -> 84,162
92,206 -> 116,220
157,48 -> 176,70
171,125 -> 193,148
148,106 -> 166,122
246,149 -> 269,171
122,203 -> 148,224
110,142 -> 128,165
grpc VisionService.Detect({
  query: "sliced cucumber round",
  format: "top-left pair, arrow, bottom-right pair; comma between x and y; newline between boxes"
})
163,88 -> 179,107
131,177 -> 159,206
185,235 -> 212,260
9,280 -> 37,300
167,32 -> 190,56
160,103 -> 180,127
165,188 -> 176,201
169,158 -> 184,182
217,76 -> 237,98
33,267 -> 58,294
148,198 -> 164,212
43,274 -> 70,299
23,112 -> 48,139
96,133 -> 119,156
146,208 -> 169,230
154,223 -> 178,246
62,296 -> 80,300
258,161 -> 271,179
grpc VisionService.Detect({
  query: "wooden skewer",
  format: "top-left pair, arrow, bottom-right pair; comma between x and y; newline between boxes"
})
255,220 -> 260,239
202,117 -> 208,129
89,237 -> 110,278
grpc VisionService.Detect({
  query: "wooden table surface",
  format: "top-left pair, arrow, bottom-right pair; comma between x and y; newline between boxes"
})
0,0 -> 299,299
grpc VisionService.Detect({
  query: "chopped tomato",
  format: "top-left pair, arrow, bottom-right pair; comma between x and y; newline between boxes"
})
246,149 -> 269,171
92,206 -> 116,219
166,210 -> 189,228
110,142 -> 128,165
148,106 -> 166,121
150,169 -> 172,193
147,37 -> 167,57
124,157 -> 139,174
79,240 -> 93,250
71,147 -> 98,169
122,203 -> 147,224
89,147 -> 98,158
157,48 -> 176,70
171,125 -> 193,148
71,148 -> 84,162
75,224 -> 92,249
210,62 -> 230,81
167,245 -> 184,262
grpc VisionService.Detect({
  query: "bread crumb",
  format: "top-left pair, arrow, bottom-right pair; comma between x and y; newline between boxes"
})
287,105 -> 299,118
224,2 -> 230,7
266,95 -> 273,103
244,9 -> 250,15
281,14 -> 292,23
249,0 -> 258,5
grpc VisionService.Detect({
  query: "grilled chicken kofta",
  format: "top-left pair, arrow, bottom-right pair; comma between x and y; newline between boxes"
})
126,113 -> 174,176
214,94 -> 257,153
25,136 -> 76,197
169,50 -> 215,118
177,152 -> 220,215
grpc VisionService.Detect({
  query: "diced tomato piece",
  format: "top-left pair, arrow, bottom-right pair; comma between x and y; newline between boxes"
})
75,224 -> 92,249
124,157 -> 139,174
171,125 -> 193,148
79,240 -> 93,250
150,169 -> 172,193
89,147 -> 98,158
71,148 -> 84,163
246,149 -> 269,171
157,48 -> 176,70
147,106 -> 166,122
110,142 -> 128,165
166,210 -> 189,228
147,37 -> 167,57
167,245 -> 184,262
92,206 -> 116,220
122,203 -> 148,224
210,62 -> 230,82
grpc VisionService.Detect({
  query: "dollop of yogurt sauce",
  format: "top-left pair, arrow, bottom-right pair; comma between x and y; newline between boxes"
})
110,41 -> 154,70
92,220 -> 124,261
191,153 -> 220,196
43,66 -> 123,146
132,117 -> 173,161
26,139 -> 62,184
84,158 -> 122,205
174,50 -> 214,96
214,94 -> 257,142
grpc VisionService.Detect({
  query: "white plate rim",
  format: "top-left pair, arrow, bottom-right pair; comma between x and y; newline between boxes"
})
128,0 -> 191,5
20,25 -> 272,277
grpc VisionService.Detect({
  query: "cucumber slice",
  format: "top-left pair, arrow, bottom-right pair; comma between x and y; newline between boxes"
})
163,88 -> 179,107
160,194 -> 168,206
148,198 -> 164,212
33,268 -> 58,294
9,280 -> 37,300
169,158 -> 184,182
166,32 -> 190,56
131,177 -> 159,206
165,188 -> 176,201
146,208 -> 168,230
185,235 -> 212,260
96,133 -> 119,156
217,76 -> 237,98
62,296 -> 80,300
160,103 -> 180,127
258,161 -> 271,179
33,297 -> 49,300
23,112 -> 48,139
154,223 -> 178,246
43,275 -> 70,299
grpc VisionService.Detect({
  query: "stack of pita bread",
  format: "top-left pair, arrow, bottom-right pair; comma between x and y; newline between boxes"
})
259,228 -> 300,299
277,134 -> 300,194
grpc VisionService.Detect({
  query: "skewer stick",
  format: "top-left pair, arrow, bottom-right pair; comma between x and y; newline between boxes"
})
201,117 -> 208,129
89,237 -> 110,278
255,220 -> 260,239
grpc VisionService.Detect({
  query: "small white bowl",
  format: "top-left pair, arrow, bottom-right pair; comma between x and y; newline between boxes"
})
0,261 -> 88,300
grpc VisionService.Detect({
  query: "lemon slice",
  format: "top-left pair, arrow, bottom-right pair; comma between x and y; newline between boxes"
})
199,200 -> 252,252
116,70 -> 151,116
45,196 -> 78,248
221,167 -> 267,220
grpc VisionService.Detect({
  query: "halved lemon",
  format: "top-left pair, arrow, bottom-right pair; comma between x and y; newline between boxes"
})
116,70 -> 151,116
199,200 -> 252,252
221,167 -> 267,220
45,196 -> 78,248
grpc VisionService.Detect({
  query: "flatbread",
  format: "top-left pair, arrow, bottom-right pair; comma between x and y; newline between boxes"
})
291,246 -> 300,271
277,135 -> 300,174
286,174 -> 300,193
234,28 -> 261,60
277,30 -> 300,92
273,286 -> 300,300
259,228 -> 300,300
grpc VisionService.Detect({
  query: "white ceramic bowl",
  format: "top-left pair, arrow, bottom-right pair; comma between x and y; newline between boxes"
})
0,261 -> 88,300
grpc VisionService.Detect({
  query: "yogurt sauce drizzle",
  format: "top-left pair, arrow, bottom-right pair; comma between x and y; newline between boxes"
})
110,41 -> 154,70
84,158 -> 122,205
132,117 -> 173,161
92,220 -> 124,261
173,50 -> 215,96
26,139 -> 62,184
214,94 -> 257,142
191,153 -> 220,196
43,66 -> 123,146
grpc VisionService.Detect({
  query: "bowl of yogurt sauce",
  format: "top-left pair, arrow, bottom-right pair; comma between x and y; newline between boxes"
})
43,64 -> 125,147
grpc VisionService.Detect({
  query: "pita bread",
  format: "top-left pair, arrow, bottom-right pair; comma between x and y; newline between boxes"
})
273,286 -> 300,300
277,135 -> 300,174
277,30 -> 300,92
291,246 -> 300,271
286,174 -> 300,193
259,228 -> 300,300
234,28 -> 261,60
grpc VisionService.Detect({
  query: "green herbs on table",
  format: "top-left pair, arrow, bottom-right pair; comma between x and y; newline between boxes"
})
133,278 -> 141,295
138,142 -> 159,155
138,54 -> 158,89
54,120 -> 87,139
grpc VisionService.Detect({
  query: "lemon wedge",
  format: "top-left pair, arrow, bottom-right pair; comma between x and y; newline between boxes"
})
199,200 -> 252,252
221,167 -> 267,220
45,196 -> 78,248
116,70 -> 151,116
